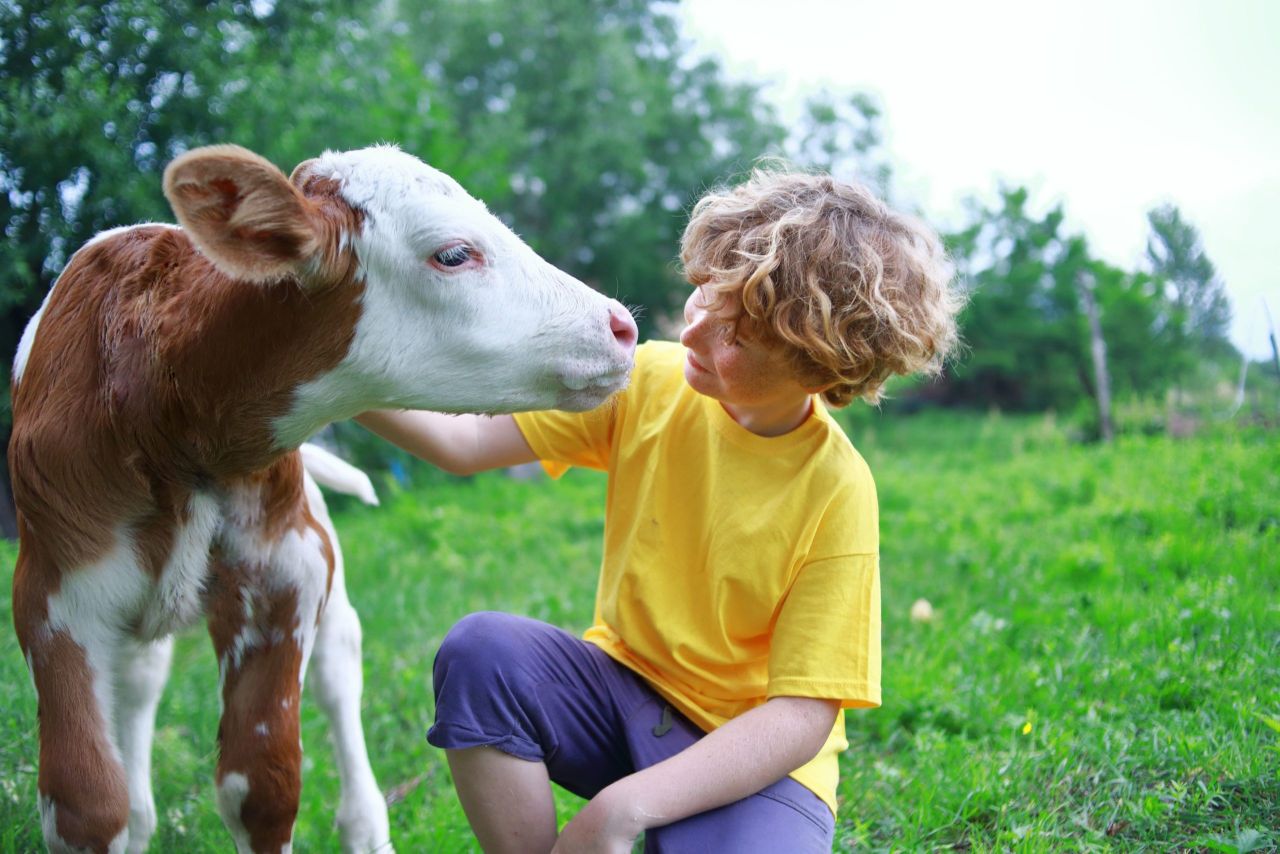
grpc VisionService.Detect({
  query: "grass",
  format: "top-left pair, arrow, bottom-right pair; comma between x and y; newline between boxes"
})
0,411 -> 1277,851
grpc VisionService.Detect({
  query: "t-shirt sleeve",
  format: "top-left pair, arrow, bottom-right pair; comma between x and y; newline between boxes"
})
767,466 -> 882,708
767,552 -> 881,709
512,398 -> 621,479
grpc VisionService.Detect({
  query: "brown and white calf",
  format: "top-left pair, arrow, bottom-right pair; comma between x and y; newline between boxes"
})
8,144 -> 637,854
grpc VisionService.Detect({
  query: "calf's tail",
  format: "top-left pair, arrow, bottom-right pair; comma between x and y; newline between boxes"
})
299,443 -> 380,506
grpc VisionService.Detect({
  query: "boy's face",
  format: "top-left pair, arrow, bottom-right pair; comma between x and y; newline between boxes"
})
679,287 -> 815,417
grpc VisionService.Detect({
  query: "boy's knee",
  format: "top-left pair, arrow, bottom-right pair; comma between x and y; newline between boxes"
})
429,612 -> 563,760
435,611 -> 530,679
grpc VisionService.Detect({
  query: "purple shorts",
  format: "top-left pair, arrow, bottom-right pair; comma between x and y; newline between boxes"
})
427,611 -> 835,853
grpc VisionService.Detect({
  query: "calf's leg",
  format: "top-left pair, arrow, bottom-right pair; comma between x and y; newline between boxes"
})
15,552 -> 130,853
305,476 -> 393,853
113,635 -> 174,854
208,564 -> 311,854
310,576 -> 392,852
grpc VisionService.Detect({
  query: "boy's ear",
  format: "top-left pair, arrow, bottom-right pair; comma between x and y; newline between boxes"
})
163,144 -> 323,283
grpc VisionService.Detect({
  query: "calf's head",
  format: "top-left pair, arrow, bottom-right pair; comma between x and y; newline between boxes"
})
164,144 -> 636,442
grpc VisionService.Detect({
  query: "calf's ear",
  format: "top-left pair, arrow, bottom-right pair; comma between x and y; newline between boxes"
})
164,144 -> 323,283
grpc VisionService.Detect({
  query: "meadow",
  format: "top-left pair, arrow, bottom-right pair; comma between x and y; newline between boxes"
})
0,411 -> 1276,852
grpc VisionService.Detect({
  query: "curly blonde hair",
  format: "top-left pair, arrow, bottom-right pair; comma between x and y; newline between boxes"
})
680,168 -> 964,406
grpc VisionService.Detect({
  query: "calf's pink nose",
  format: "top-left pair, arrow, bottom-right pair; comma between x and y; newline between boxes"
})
608,300 -> 639,356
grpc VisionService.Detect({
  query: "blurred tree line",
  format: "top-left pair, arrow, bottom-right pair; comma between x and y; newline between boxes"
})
941,191 -> 1235,412
0,0 -> 1256,531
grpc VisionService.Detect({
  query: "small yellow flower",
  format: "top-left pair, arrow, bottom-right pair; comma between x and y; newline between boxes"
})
1021,721 -> 1033,735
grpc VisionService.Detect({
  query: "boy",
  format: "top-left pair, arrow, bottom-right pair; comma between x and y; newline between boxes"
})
358,168 -> 962,852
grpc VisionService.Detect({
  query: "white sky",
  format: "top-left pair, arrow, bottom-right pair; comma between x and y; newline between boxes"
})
676,0 -> 1280,359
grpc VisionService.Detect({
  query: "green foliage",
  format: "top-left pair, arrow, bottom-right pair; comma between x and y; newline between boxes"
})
389,0 -> 787,334
943,188 -> 1235,415
0,0 -> 363,345
791,91 -> 892,197
1,414 -> 1276,850
1090,260 -> 1182,396
1147,204 -> 1232,355
945,189 -> 1094,410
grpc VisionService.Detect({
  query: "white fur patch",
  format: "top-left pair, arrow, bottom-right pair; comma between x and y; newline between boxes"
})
279,525 -> 328,686
12,286 -> 53,388
81,222 -> 179,252
220,610 -> 263,682
215,478 -> 329,689
43,533 -> 151,745
215,772 -> 254,854
138,492 -> 221,640
303,474 -> 394,852
116,637 -> 172,854
311,144 -> 467,212
272,147 -> 630,446
37,796 -> 60,853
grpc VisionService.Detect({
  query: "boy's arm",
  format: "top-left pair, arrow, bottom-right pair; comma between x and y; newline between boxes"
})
551,695 -> 839,853
354,410 -> 539,475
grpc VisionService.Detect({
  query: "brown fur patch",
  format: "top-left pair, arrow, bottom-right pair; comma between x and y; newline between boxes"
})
10,180 -> 363,581
30,630 -> 129,851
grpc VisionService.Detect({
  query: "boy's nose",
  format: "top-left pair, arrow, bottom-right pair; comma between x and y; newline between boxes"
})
678,314 -> 703,350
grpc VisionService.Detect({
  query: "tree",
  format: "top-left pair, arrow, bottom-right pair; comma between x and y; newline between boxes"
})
944,188 -> 1085,410
1075,267 -> 1113,441
1090,261 -> 1181,397
1145,204 -> 1232,357
0,0 -> 370,341
0,0 -> 381,535
790,91 -> 892,197
389,0 -> 788,334
943,188 -> 1186,417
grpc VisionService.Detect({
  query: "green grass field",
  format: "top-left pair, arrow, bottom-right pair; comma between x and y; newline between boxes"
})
1,412 -> 1276,852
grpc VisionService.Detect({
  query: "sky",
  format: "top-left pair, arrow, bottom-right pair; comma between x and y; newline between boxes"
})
675,0 -> 1280,360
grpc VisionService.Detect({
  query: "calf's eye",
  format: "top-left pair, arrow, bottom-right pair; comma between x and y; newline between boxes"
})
432,244 -> 474,268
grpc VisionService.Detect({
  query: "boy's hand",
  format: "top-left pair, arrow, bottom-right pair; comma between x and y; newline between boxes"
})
555,695 -> 838,849
551,787 -> 641,853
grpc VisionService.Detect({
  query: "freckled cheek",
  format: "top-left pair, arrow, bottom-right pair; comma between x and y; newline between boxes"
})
718,352 -> 776,396
715,352 -> 754,387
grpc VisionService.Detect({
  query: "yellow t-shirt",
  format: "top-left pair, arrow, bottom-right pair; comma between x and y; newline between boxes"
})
513,340 -> 881,815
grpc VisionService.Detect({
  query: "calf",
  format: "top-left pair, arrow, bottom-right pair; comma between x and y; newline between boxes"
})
9,144 -> 637,853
